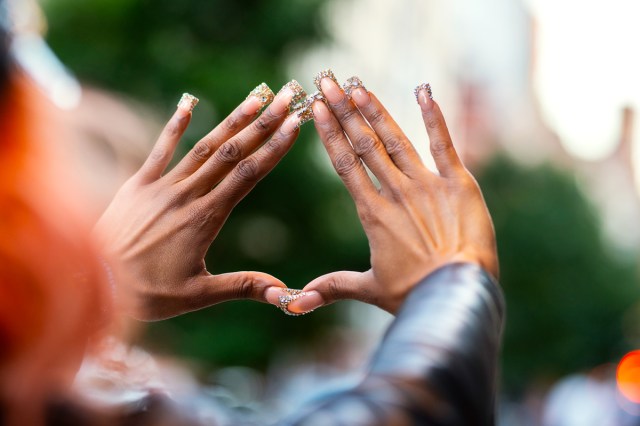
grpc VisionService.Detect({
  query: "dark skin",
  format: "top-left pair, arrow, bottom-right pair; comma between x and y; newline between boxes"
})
95,77 -> 497,319
290,77 -> 498,314
94,86 -> 303,320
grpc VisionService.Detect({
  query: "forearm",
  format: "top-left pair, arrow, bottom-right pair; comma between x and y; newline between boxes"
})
283,263 -> 504,425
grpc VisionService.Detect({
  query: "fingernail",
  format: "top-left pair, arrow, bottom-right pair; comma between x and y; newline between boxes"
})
290,91 -> 326,129
311,98 -> 331,123
313,69 -> 339,91
243,83 -> 275,115
314,69 -> 342,104
265,286 -> 286,306
280,112 -> 302,135
270,84 -> 296,116
414,83 -> 433,108
281,79 -> 307,112
287,290 -> 324,314
343,76 -> 369,107
177,93 -> 199,113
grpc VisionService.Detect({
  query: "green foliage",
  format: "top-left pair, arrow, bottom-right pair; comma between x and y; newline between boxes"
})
478,155 -> 639,392
43,0 -> 371,370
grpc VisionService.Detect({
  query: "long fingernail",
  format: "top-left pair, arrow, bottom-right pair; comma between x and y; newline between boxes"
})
280,112 -> 302,135
265,286 -> 286,306
287,291 -> 324,314
311,98 -> 331,123
281,79 -> 307,112
243,83 -> 275,115
270,83 -> 297,116
314,69 -> 342,104
177,93 -> 199,113
343,76 -> 369,107
414,83 -> 433,108
292,91 -> 326,129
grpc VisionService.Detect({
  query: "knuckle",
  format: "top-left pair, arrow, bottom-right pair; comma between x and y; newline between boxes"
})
224,114 -> 241,133
326,279 -> 343,302
190,142 -> 212,161
384,138 -> 407,157
165,116 -> 185,137
430,139 -> 453,157
236,157 -> 261,181
339,104 -> 360,122
149,148 -> 168,164
368,107 -> 386,126
425,115 -> 440,130
233,278 -> 254,299
254,116 -> 271,132
216,141 -> 243,164
264,137 -> 283,155
334,152 -> 360,177
353,134 -> 380,157
324,127 -> 345,146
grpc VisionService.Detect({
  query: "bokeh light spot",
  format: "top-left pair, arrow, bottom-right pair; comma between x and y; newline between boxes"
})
617,351 -> 640,403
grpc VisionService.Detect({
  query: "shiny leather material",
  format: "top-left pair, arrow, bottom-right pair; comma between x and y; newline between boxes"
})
283,263 -> 505,425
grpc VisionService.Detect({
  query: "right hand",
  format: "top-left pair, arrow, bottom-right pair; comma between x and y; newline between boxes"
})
290,78 -> 498,314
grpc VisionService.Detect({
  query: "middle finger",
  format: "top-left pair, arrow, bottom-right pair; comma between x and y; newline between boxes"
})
315,70 -> 403,188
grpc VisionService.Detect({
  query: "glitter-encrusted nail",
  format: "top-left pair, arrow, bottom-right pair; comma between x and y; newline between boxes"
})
343,76 -> 367,97
278,289 -> 313,316
279,80 -> 307,111
294,91 -> 327,128
413,83 -> 433,102
313,69 -> 339,92
177,93 -> 199,112
248,82 -> 275,108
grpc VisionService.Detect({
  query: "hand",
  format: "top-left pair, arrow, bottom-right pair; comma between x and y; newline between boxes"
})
290,75 -> 498,314
93,84 -> 305,321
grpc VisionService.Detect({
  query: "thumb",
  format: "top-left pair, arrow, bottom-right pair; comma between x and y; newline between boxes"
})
287,270 -> 376,314
193,271 -> 287,308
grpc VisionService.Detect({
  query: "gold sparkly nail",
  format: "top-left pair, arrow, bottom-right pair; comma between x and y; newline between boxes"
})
313,69 -> 339,92
279,79 -> 307,112
343,76 -> 367,97
413,83 -> 433,102
248,82 -> 275,108
294,91 -> 327,128
177,93 -> 199,112
278,289 -> 312,316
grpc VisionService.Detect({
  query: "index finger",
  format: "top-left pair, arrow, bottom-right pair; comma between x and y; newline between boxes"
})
170,83 -> 275,180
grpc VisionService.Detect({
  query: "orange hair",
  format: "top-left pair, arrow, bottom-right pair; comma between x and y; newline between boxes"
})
0,76 -> 110,422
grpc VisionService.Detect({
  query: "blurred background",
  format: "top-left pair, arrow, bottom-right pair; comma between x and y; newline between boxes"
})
13,0 -> 640,423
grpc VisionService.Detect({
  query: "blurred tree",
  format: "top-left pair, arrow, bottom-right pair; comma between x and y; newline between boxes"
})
478,155 -> 639,393
43,0 -> 372,370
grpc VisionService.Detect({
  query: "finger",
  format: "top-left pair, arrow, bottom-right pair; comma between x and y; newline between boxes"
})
415,83 -> 465,177
316,71 -> 402,186
347,83 -> 424,176
293,270 -> 376,311
311,99 -> 379,205
137,94 -> 197,183
202,111 -> 303,212
170,83 -> 275,180
191,271 -> 287,309
184,82 -> 301,195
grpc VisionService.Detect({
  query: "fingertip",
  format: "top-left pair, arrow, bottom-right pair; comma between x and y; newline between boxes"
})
312,100 -> 331,123
414,83 -> 434,112
288,290 -> 325,314
177,93 -> 199,113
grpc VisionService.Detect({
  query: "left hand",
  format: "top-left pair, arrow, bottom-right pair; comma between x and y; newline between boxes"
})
93,86 -> 302,321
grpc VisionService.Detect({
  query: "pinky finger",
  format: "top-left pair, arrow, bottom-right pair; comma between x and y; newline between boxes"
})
138,93 -> 198,183
415,85 -> 464,178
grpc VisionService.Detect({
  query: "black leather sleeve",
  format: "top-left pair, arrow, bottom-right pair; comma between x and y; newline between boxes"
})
280,263 -> 505,426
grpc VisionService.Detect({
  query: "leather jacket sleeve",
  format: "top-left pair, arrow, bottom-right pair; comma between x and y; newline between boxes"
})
281,263 -> 505,426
